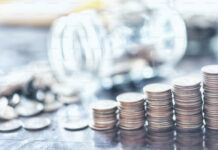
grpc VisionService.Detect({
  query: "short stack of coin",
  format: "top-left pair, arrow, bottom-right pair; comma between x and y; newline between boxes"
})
143,84 -> 174,131
173,77 -> 203,131
202,65 -> 218,130
116,92 -> 145,130
90,100 -> 118,130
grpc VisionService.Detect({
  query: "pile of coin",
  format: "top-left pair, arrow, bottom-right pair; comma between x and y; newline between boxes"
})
202,65 -> 218,130
205,128 -> 218,149
173,77 -> 203,131
90,100 -> 118,130
144,84 -> 174,131
116,92 -> 145,130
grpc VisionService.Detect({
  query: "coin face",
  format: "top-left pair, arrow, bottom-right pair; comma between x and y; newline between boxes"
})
173,77 -> 201,87
143,84 -> 171,93
202,65 -> 218,74
91,100 -> 117,110
0,120 -> 22,132
23,117 -> 51,130
64,119 -> 88,130
116,92 -> 145,103
15,101 -> 44,117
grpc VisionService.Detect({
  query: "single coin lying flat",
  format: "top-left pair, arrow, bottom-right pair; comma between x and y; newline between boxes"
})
0,119 -> 22,132
64,119 -> 88,131
23,117 -> 51,130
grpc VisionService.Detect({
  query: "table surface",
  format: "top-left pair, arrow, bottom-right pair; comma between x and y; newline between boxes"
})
0,25 -> 217,150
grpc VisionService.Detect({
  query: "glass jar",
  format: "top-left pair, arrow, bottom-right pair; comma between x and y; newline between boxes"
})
48,0 -> 187,90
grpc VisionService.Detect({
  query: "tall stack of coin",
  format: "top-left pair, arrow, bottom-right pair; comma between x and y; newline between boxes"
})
143,84 -> 174,131
202,65 -> 218,130
90,100 -> 118,130
173,77 -> 203,131
116,92 -> 145,130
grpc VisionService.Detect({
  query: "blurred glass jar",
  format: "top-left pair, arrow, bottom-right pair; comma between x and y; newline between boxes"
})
48,0 -> 187,89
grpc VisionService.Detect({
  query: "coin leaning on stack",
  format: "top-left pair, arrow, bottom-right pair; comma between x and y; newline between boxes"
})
173,77 -> 203,131
202,65 -> 218,130
144,83 -> 174,131
116,92 -> 145,130
89,100 -> 118,130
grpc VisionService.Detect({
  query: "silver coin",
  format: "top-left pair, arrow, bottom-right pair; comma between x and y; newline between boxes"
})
59,95 -> 81,104
44,101 -> 63,112
64,119 -> 88,130
0,106 -> 18,120
23,117 -> 51,130
15,101 -> 44,117
116,92 -> 145,103
143,83 -> 171,93
10,93 -> 21,107
91,100 -> 117,111
0,120 -> 22,132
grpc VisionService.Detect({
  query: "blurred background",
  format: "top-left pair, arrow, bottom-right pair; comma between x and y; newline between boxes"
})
0,0 -> 218,91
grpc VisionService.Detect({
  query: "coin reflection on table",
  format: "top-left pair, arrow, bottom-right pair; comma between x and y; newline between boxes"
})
146,128 -> 174,150
176,129 -> 203,150
91,127 -> 118,148
120,127 -> 146,150
205,128 -> 218,149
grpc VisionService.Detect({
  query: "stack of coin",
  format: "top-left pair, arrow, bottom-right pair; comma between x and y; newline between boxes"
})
173,77 -> 203,131
90,100 -> 118,130
116,92 -> 145,130
143,84 -> 174,131
202,65 -> 218,130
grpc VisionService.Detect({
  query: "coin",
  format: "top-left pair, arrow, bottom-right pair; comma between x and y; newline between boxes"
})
116,92 -> 145,103
117,92 -> 145,130
90,100 -> 118,131
0,119 -> 22,132
202,65 -> 218,75
173,76 -> 203,131
144,83 -> 173,131
23,117 -> 51,130
0,105 -> 18,120
91,100 -> 117,111
15,100 -> 44,117
64,119 -> 88,130
202,65 -> 218,130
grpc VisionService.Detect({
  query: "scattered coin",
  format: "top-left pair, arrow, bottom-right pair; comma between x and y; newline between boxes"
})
0,97 -> 9,107
23,117 -> 51,130
90,100 -> 118,131
64,119 -> 88,130
117,92 -> 145,130
173,76 -> 203,131
144,83 -> 174,131
15,100 -> 44,117
0,105 -> 18,120
0,119 -> 22,132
